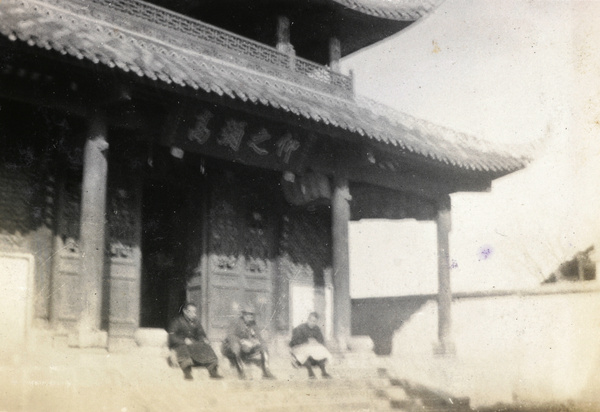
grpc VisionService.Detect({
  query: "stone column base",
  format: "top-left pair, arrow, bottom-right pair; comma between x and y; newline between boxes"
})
108,336 -> 138,353
347,335 -> 374,353
68,329 -> 107,349
433,340 -> 456,356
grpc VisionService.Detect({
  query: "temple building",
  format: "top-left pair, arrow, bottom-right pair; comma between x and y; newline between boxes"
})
0,0 -> 529,354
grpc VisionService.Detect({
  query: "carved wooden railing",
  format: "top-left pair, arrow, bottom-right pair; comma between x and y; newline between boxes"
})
44,0 -> 354,98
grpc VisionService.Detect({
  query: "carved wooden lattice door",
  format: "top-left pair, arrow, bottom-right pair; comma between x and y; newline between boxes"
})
50,169 -> 83,330
206,173 -> 278,341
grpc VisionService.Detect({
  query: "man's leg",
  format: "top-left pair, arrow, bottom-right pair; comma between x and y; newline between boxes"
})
303,357 -> 316,379
182,365 -> 193,380
316,359 -> 332,379
206,360 -> 224,379
174,346 -> 194,380
223,341 -> 247,379
258,347 -> 275,380
193,342 -> 223,379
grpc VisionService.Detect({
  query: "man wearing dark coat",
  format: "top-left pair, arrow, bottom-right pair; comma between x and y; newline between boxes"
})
290,312 -> 332,379
168,302 -> 223,380
221,305 -> 275,380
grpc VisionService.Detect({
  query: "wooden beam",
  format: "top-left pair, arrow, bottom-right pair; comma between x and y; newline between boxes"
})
309,159 -> 491,201
0,69 -> 89,117
0,57 -> 152,130
0,61 -> 494,201
3,40 -> 505,191
88,60 -> 510,188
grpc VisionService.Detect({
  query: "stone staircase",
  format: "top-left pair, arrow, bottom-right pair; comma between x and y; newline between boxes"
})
0,345 -> 473,412
380,377 -> 472,412
125,350 -> 395,412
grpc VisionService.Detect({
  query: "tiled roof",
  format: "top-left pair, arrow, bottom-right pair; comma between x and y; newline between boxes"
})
332,0 -> 444,21
0,0 -> 532,173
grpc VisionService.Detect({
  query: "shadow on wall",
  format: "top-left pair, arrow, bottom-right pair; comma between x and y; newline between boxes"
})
351,295 -> 433,355
389,289 -> 600,405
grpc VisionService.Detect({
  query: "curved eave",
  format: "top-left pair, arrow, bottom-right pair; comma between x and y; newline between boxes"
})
331,0 -> 445,21
0,0 -> 533,176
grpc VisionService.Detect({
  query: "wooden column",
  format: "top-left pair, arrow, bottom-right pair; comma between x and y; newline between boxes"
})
78,113 -> 109,338
435,195 -> 455,355
277,16 -> 290,49
276,15 -> 295,57
329,37 -> 341,73
200,183 -> 210,331
332,175 -> 351,350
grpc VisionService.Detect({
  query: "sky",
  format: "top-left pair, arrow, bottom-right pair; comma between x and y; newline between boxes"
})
342,0 -> 600,297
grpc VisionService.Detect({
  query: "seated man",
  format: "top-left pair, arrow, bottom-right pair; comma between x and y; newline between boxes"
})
168,302 -> 223,380
290,312 -> 332,379
221,305 -> 275,380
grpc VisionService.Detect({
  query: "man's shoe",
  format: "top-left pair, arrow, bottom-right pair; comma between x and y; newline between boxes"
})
183,368 -> 193,381
262,370 -> 276,380
208,365 -> 224,380
321,372 -> 332,379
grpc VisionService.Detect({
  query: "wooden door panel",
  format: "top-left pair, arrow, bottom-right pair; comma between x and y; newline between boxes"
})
211,272 -> 244,288
246,276 -> 270,291
106,149 -> 143,346
50,174 -> 83,330
206,173 -> 278,339
209,285 -> 244,332
55,270 -> 81,323
244,290 -> 271,336
186,274 -> 203,315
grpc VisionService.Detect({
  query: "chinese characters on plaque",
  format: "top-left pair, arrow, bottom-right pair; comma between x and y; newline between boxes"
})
184,109 -> 301,165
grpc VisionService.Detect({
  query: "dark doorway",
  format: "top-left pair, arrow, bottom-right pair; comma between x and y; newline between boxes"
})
140,177 -> 188,328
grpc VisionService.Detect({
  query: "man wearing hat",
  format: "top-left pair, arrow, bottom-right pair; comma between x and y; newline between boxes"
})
221,304 -> 275,380
168,302 -> 223,380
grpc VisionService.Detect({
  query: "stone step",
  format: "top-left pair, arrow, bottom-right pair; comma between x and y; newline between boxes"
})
386,378 -> 472,412
123,355 -> 388,385
198,388 -> 390,412
128,378 -> 390,398
122,373 -> 394,411
4,377 -> 395,412
112,352 -> 385,380
124,383 -> 392,412
216,387 -> 380,403
1,347 -> 398,412
3,374 -> 397,412
216,398 -> 390,412
254,400 -> 385,412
